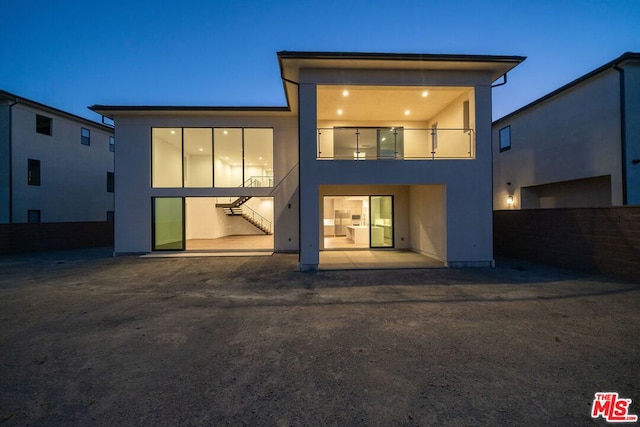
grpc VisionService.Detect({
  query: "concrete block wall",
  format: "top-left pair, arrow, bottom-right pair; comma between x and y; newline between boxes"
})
494,207 -> 640,281
0,222 -> 113,255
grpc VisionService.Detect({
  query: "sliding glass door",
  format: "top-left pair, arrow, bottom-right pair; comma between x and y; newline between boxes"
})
153,198 -> 184,250
370,195 -> 393,248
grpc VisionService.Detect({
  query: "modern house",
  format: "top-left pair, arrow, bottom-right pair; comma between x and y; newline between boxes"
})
0,90 -> 115,224
493,52 -> 640,210
91,51 -> 524,270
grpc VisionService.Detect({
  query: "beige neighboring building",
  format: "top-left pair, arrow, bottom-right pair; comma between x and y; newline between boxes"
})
0,90 -> 115,224
493,52 -> 640,210
92,50 -> 525,270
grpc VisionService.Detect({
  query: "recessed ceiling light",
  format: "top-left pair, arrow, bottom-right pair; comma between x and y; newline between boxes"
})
404,110 -> 411,115
337,109 -> 343,115
199,148 -> 203,152
343,90 -> 349,97
223,130 -> 228,135
258,156 -> 262,160
170,130 -> 176,135
422,91 -> 428,97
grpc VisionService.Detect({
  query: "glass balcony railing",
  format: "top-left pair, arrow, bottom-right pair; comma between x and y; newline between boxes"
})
317,127 -> 475,160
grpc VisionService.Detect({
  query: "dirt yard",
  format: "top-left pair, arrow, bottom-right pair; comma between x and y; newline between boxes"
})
1,249 -> 639,425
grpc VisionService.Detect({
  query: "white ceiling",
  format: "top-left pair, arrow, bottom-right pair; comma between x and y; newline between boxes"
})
317,85 -> 470,122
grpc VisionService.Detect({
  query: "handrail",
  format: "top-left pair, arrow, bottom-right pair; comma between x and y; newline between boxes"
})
317,127 -> 475,160
242,175 -> 273,187
242,205 -> 272,234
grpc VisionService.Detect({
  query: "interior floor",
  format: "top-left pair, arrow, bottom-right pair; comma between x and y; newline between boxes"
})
186,235 -> 274,251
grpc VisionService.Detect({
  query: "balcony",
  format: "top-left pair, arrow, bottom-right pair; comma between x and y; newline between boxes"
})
317,127 -> 475,160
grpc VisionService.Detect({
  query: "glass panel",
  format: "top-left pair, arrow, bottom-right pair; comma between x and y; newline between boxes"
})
317,128 -> 333,159
243,128 -> 273,187
333,128 -> 357,160
153,198 -> 184,250
377,127 -> 403,159
152,128 -> 182,187
370,196 -> 393,248
184,128 -> 213,187
214,128 -> 242,187
404,129 -> 431,158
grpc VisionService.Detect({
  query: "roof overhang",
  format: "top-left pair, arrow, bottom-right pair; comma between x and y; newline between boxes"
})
278,51 -> 526,83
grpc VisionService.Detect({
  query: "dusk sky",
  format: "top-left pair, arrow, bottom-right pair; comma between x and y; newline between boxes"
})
2,0 -> 639,122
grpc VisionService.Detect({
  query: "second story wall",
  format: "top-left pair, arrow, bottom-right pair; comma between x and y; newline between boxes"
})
112,113 -> 299,253
10,104 -> 114,223
493,68 -> 623,210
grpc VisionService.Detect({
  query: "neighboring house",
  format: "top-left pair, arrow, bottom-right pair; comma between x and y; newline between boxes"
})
0,90 -> 115,224
493,52 -> 640,210
91,51 -> 524,270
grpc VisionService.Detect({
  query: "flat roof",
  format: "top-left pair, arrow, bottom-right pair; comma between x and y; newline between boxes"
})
91,50 -> 526,119
494,51 -> 640,125
1,90 -> 114,132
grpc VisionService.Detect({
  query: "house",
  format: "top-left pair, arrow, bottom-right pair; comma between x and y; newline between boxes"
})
90,51 -> 524,270
0,90 -> 115,224
492,52 -> 640,210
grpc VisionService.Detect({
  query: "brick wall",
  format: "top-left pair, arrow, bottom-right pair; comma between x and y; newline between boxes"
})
0,222 -> 113,255
494,207 -> 640,281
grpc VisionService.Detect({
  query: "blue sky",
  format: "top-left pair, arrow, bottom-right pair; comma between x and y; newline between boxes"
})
2,0 -> 639,122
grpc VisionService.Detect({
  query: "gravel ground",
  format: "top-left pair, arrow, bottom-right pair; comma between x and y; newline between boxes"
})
1,249 -> 639,426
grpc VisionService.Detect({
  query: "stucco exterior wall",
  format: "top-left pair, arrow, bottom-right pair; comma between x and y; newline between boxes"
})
112,114 -> 299,254
298,69 -> 495,269
0,104 -> 10,223
493,69 -> 623,210
623,62 -> 640,205
9,104 -> 114,223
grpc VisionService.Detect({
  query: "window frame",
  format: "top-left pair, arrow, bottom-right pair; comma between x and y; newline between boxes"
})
27,210 -> 41,224
27,158 -> 41,186
81,128 -> 91,146
36,114 -> 52,136
107,171 -> 114,193
499,125 -> 511,152
109,136 -> 115,152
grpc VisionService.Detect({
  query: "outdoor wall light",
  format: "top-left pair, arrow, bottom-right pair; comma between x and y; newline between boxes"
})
507,195 -> 514,207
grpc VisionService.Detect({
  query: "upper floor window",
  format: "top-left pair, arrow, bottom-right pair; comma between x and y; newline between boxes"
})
81,128 -> 91,146
36,114 -> 52,135
151,127 -> 273,188
499,125 -> 511,152
109,136 -> 115,152
28,159 -> 40,186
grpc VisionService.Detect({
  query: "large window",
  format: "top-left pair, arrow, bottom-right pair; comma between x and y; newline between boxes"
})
499,125 -> 511,152
152,127 -> 273,188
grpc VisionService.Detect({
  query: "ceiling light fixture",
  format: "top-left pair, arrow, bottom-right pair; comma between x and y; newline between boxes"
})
170,130 -> 176,135
337,109 -> 343,115
343,90 -> 349,97
223,130 -> 228,135
422,91 -> 428,97
404,110 -> 411,115
199,148 -> 203,152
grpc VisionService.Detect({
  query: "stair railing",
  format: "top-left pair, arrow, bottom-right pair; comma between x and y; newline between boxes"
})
242,205 -> 272,234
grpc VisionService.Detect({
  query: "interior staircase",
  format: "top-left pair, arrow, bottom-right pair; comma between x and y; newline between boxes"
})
215,197 -> 272,235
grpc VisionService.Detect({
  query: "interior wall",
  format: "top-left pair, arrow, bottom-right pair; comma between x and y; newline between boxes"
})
409,185 -> 446,260
318,185 -> 410,250
426,90 -> 475,158
185,196 -> 274,240
152,137 -> 182,187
